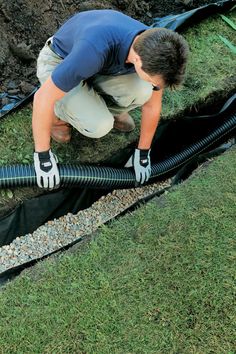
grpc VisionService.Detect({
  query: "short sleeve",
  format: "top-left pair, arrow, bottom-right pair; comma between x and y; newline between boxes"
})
51,39 -> 105,92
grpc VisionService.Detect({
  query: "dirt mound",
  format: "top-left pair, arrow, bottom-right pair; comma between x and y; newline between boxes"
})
0,0 -> 212,98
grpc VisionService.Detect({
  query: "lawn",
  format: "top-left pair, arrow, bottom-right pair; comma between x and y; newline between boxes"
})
0,146 -> 235,353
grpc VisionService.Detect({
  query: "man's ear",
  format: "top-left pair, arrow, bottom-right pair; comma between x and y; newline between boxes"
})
134,53 -> 142,68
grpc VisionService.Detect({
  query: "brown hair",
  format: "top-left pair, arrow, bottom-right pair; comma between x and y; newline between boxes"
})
133,28 -> 189,89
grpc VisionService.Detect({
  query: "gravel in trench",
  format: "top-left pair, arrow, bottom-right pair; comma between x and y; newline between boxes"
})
0,179 -> 171,273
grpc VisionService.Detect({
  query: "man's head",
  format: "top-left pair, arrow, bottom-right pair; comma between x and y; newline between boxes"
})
130,28 -> 189,90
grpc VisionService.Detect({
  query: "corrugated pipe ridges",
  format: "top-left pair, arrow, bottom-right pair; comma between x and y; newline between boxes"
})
0,111 -> 235,189
0,95 -> 235,189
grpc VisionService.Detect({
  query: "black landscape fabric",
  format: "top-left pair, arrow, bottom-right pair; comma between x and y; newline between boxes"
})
0,95 -> 236,248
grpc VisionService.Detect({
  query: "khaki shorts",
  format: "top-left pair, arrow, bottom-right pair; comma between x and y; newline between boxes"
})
36,38 -> 153,138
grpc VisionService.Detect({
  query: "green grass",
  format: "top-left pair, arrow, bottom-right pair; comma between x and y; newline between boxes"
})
0,146 -> 235,353
162,10 -> 236,118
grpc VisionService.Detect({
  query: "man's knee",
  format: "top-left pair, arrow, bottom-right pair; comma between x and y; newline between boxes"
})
55,101 -> 114,138
87,116 -> 114,138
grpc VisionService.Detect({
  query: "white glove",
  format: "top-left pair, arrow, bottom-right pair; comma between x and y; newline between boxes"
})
34,149 -> 60,189
125,148 -> 151,184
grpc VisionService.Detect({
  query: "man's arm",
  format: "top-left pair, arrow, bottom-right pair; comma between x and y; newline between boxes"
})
32,76 -> 66,152
32,76 -> 66,189
125,89 -> 163,184
138,88 -> 163,149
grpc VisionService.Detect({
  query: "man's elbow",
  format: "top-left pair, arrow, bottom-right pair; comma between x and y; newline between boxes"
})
34,77 -> 66,104
33,88 -> 42,106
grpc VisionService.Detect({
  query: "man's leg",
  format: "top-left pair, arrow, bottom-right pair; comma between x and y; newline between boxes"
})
92,73 -> 153,131
54,83 -> 114,139
37,40 -> 114,141
37,39 -> 72,143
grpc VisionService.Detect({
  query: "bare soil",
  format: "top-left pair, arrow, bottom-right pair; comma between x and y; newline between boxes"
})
0,0 -> 213,98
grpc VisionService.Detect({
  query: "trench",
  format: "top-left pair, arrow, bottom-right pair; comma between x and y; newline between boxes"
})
0,93 -> 235,283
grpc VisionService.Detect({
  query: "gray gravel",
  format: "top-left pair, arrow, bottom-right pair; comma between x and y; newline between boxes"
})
0,179 -> 171,273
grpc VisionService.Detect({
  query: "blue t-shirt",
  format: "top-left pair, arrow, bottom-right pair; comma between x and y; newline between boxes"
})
51,10 -> 148,92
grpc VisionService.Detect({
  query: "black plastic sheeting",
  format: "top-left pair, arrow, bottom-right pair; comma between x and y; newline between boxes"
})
0,94 -> 235,248
2,94 -> 236,190
0,188 -> 107,247
0,87 -> 38,119
152,0 -> 235,30
0,131 -> 235,284
0,0 -> 234,118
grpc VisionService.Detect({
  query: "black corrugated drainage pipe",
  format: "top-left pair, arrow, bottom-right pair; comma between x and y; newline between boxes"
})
0,94 -> 235,189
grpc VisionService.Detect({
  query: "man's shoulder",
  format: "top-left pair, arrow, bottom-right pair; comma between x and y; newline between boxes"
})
75,9 -> 146,30
81,10 -> 148,40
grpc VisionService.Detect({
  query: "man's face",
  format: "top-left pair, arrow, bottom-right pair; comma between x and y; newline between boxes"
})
133,55 -> 165,90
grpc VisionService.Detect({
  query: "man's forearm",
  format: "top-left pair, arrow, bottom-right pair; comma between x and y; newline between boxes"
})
138,104 -> 161,150
32,77 -> 66,152
32,91 -> 56,152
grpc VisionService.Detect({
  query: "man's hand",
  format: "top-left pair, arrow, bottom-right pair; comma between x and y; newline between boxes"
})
34,149 -> 60,189
125,148 -> 151,184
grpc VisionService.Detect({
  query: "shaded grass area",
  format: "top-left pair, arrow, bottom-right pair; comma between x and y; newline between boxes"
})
162,9 -> 236,118
0,147 -> 235,353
